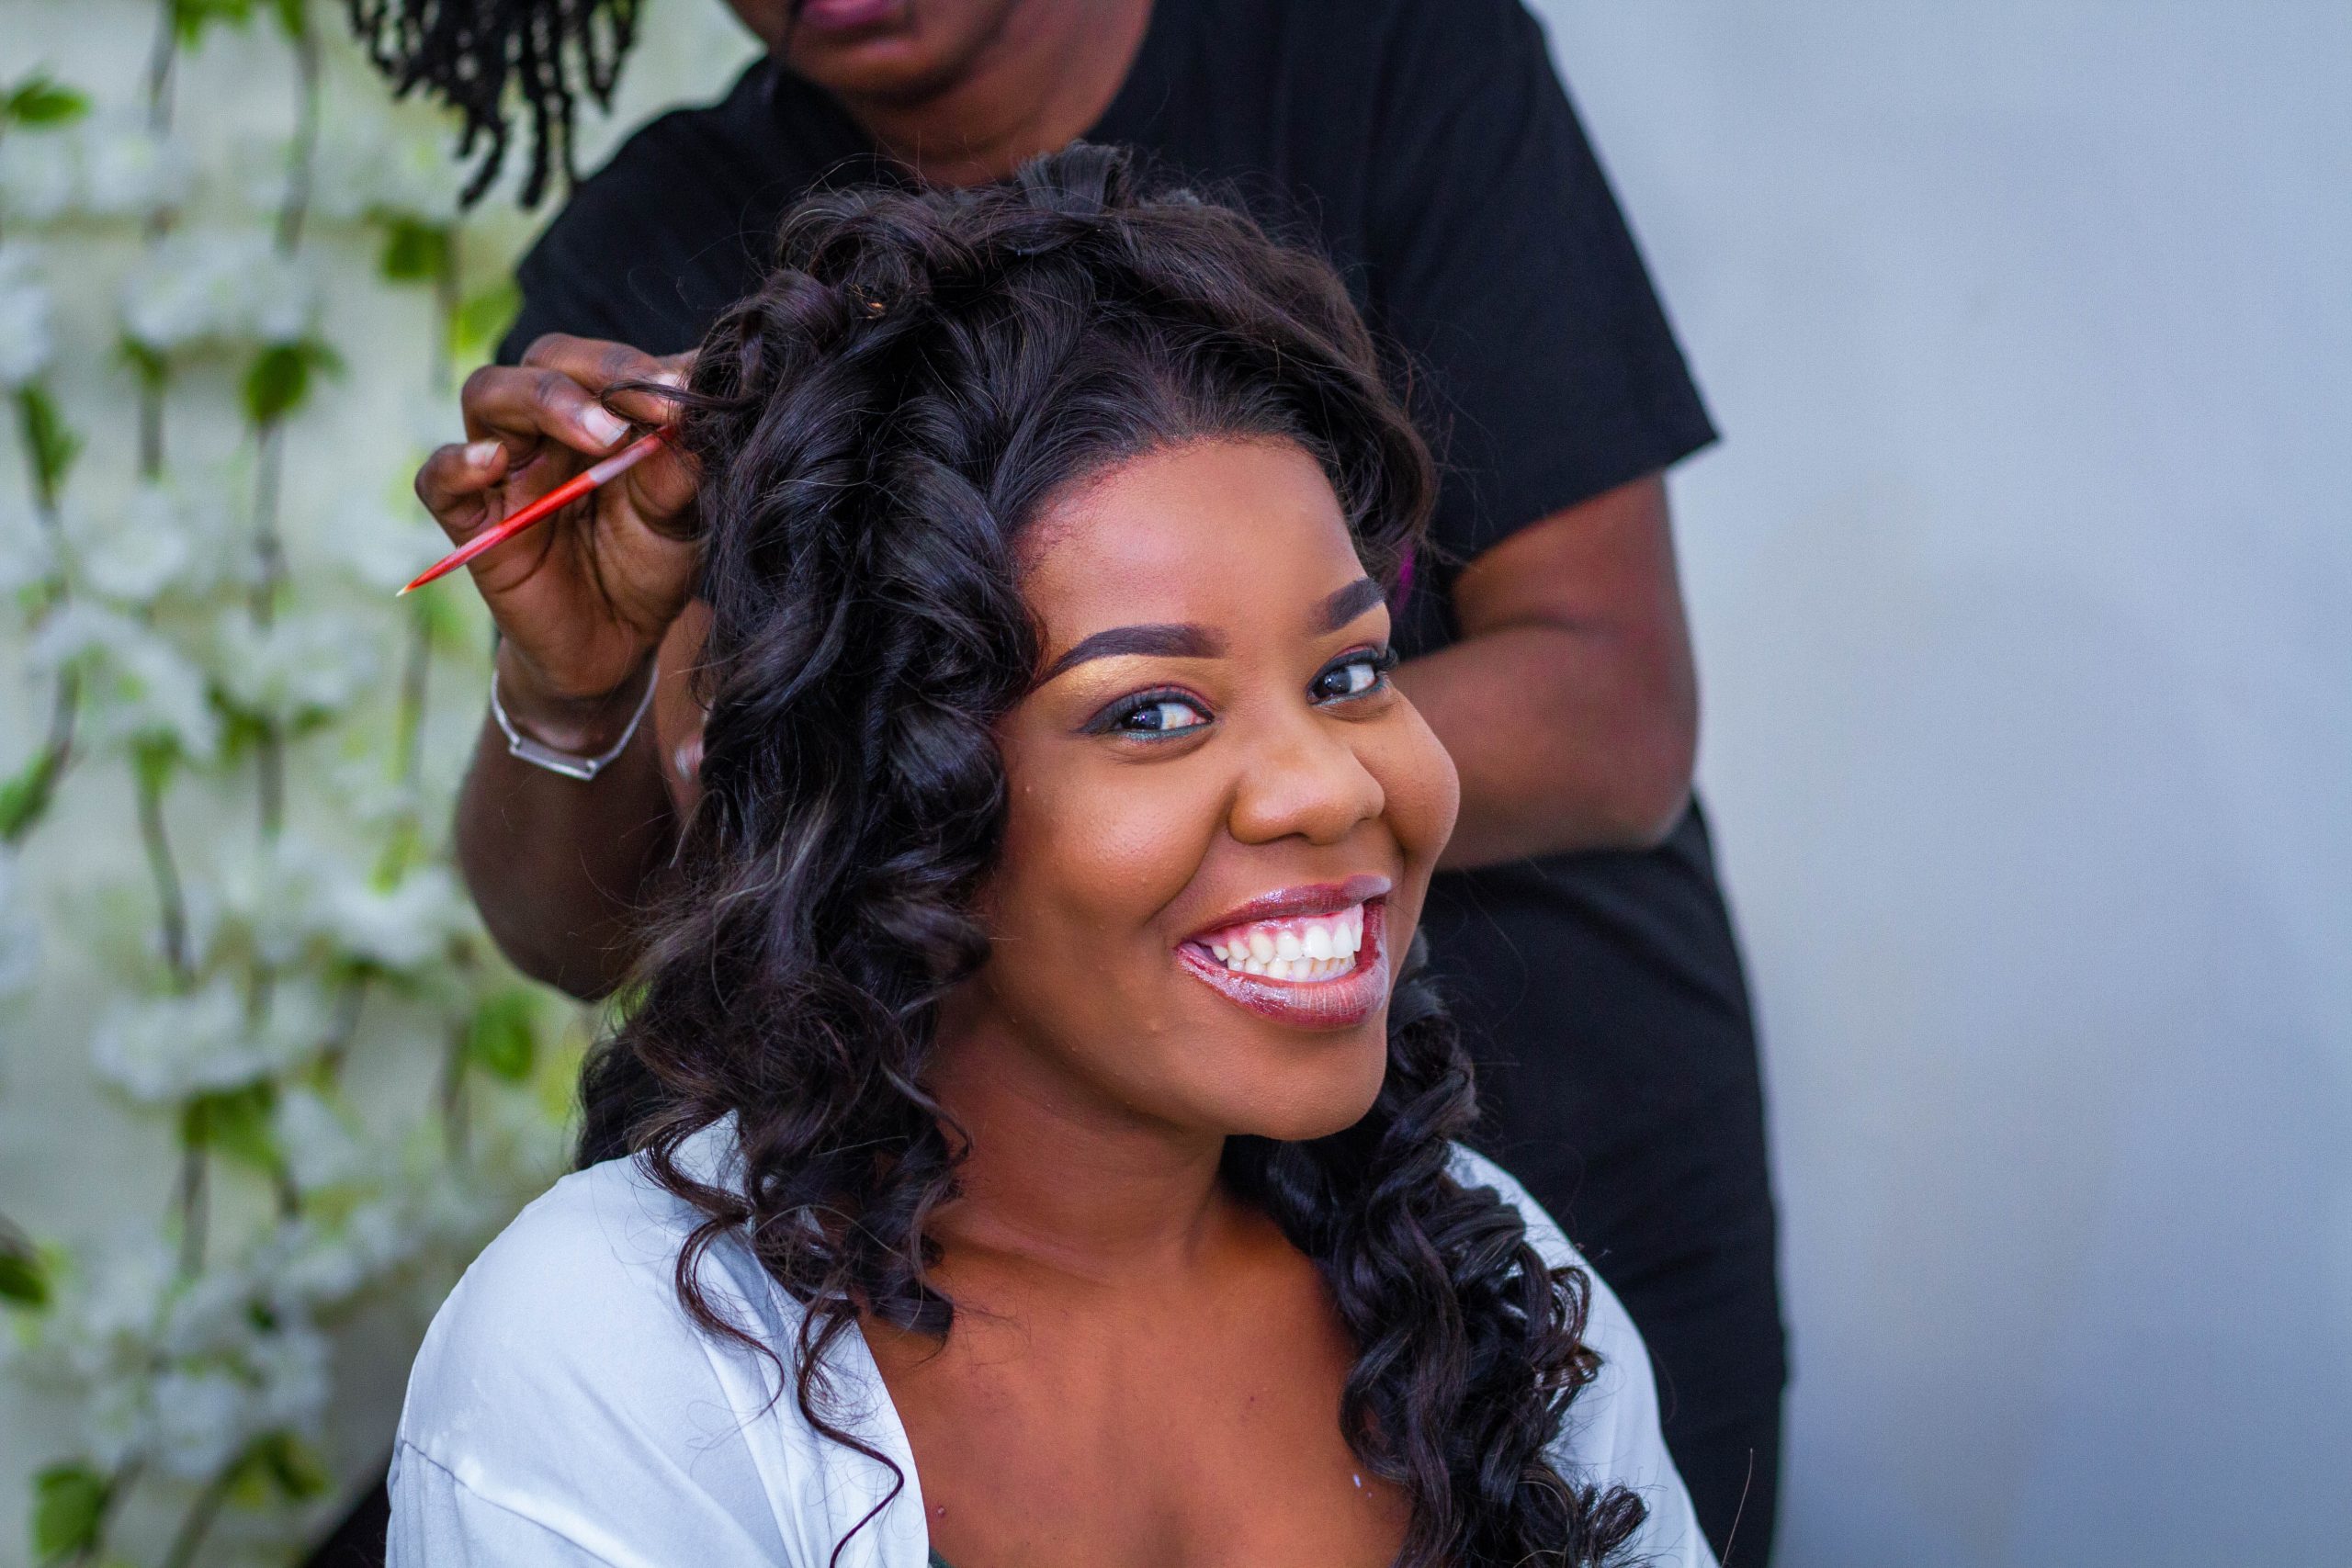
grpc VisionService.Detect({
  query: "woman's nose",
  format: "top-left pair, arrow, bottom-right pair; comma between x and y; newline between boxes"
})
1227,712 -> 1386,847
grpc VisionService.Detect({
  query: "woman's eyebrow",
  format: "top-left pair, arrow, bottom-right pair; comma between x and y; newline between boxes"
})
1040,623 -> 1226,682
1317,576 -> 1385,632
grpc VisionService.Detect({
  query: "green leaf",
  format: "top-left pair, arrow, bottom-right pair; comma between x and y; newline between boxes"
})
31,1461 -> 107,1560
0,1245 -> 47,1310
185,1081 -> 280,1172
0,747 -> 61,842
13,385 -> 81,505
256,1431 -> 329,1500
242,338 -> 342,427
375,216 -> 451,283
450,280 -> 521,362
5,73 -> 90,129
217,707 -> 272,762
466,990 -> 538,1083
173,0 -> 257,44
130,736 -> 178,796
270,0 -> 308,40
118,335 -> 170,392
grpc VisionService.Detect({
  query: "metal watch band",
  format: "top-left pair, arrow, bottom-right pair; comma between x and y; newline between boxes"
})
489,659 -> 658,782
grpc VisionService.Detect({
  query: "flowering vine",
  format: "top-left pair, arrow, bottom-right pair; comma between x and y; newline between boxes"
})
1,5 -> 581,1563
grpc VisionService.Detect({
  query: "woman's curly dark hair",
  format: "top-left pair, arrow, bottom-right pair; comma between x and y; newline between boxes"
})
580,143 -> 1647,1568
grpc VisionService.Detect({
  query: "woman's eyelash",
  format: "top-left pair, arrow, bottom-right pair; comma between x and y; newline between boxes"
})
1086,648 -> 1395,736
1089,687 -> 1212,737
1313,645 -> 1398,701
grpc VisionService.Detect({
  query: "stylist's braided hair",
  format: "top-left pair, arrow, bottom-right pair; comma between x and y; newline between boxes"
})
346,0 -> 640,206
583,143 -> 1647,1568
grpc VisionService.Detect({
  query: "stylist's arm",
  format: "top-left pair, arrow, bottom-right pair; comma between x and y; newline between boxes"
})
1396,471 -> 1697,867
414,333 -> 699,997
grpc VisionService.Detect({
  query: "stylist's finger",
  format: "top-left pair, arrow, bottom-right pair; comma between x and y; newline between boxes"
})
517,332 -> 693,432
414,437 -> 514,536
459,361 -> 637,457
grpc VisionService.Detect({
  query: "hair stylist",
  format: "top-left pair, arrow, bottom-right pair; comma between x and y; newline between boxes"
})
387,0 -> 1783,1552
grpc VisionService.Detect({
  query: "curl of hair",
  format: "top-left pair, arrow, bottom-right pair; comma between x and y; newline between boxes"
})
584,143 -> 1646,1567
345,0 -> 640,207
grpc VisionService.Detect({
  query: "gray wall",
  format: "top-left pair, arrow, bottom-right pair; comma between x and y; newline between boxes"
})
1523,3 -> 2352,1562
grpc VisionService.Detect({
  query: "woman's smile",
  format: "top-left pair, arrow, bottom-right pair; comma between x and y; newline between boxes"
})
1177,875 -> 1393,1028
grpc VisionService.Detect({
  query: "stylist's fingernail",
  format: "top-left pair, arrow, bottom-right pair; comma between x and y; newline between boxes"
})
582,406 -> 628,447
465,439 -> 503,468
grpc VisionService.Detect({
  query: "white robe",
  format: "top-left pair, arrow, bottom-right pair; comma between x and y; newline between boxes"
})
390,1122 -> 1715,1567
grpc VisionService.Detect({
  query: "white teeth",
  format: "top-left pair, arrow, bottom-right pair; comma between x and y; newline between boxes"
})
1197,902 -> 1375,984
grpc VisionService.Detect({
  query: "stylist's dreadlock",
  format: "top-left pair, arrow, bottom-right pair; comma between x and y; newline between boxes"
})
346,0 -> 642,207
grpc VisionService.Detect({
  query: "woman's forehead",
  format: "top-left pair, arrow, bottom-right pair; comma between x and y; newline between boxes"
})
1021,437 -> 1366,648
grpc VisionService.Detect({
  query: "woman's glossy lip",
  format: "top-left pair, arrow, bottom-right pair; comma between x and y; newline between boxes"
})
1184,874 -> 1393,942
1176,898 -> 1391,1030
793,0 -> 904,33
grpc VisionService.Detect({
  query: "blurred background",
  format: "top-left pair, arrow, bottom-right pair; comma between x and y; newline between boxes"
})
1,2 -> 2345,1564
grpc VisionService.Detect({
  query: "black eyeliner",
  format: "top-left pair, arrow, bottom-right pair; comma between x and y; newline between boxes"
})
1082,684 -> 1212,737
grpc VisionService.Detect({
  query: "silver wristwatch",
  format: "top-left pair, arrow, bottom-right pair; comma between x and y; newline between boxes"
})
489,660 -> 659,782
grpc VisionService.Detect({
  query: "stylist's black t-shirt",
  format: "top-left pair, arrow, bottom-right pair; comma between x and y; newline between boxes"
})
503,0 -> 1784,1467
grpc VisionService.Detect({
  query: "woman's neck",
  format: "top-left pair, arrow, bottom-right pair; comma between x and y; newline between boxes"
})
837,0 -> 1153,188
922,1027 -> 1236,1283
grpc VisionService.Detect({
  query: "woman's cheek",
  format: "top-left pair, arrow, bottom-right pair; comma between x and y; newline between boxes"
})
1378,705 -> 1461,874
1010,747 -> 1221,943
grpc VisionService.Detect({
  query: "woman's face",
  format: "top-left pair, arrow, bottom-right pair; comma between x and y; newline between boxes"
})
947,437 -> 1459,1143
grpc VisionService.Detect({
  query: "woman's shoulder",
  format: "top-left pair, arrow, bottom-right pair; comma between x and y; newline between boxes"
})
399,1145 -> 757,1411
1444,1145 -> 1720,1567
391,1137 -> 828,1563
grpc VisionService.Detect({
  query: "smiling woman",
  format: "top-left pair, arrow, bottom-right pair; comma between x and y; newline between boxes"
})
387,145 -> 1713,1568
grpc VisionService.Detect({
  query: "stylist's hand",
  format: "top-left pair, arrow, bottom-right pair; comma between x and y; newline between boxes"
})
415,333 -> 700,747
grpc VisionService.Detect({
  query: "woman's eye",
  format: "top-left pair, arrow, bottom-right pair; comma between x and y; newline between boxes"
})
1109,696 -> 1211,736
1312,649 -> 1395,704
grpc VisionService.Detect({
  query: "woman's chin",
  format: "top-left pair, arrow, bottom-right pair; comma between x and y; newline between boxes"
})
1216,1036 -> 1392,1144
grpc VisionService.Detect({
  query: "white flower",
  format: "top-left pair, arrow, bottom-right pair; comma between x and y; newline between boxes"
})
307,119 -> 464,226
88,975 -> 331,1102
0,245 -> 55,387
6,1243 -> 171,1466
149,1365 -> 249,1478
159,1262 -> 261,1360
74,117 -> 194,221
73,479 -> 250,606
326,497 -> 451,596
210,833 -> 470,974
28,602 -> 220,760
0,848 -> 41,998
150,1311 -> 331,1478
208,834 -> 330,969
208,610 -> 376,728
266,1196 -> 429,1311
0,493 -> 60,598
275,1086 -> 364,1191
322,754 -> 424,836
119,230 -> 319,353
322,863 -> 472,971
248,1314 -> 332,1430
0,133 -> 76,223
